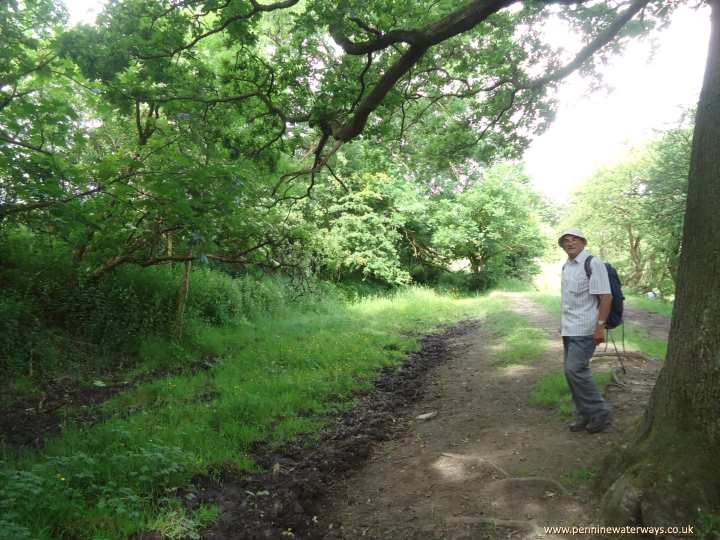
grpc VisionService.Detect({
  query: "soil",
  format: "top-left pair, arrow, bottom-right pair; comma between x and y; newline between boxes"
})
180,321 -> 482,540
623,305 -> 672,341
1,296 -> 670,539
0,356 -> 218,448
0,376 -> 142,448
187,295 -> 667,540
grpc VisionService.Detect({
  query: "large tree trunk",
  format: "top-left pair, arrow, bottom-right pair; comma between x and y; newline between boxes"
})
599,0 -> 720,526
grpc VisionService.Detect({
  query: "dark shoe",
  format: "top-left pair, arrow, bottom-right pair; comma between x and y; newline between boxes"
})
568,417 -> 589,432
586,413 -> 610,433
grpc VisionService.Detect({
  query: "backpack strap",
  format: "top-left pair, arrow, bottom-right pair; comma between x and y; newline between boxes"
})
584,255 -> 594,279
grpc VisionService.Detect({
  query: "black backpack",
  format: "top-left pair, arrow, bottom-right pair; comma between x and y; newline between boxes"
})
584,255 -> 624,329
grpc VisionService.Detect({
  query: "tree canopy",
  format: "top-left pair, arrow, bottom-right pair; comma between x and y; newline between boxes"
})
1,0 -> 679,283
562,116 -> 692,296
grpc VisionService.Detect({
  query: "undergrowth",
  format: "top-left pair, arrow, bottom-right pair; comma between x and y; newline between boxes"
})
0,287 -> 492,539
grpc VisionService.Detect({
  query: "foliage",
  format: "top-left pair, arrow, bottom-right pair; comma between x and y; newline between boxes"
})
0,226 -> 341,378
2,0 -> 674,287
0,440 -> 196,539
430,163 -> 547,287
304,154 -> 548,289
3,0 -> 713,529
561,117 -> 692,297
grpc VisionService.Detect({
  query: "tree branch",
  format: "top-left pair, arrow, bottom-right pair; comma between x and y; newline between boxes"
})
528,0 -> 651,88
0,132 -> 54,156
137,0 -> 301,59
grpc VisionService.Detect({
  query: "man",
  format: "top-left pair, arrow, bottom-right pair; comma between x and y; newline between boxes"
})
558,228 -> 612,433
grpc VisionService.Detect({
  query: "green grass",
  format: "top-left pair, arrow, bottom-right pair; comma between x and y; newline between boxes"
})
493,277 -> 537,293
613,323 -> 668,360
147,503 -> 220,540
0,287 -> 493,539
527,291 -> 561,317
0,283 -> 617,538
529,370 -> 613,418
563,465 -> 597,486
528,291 -> 668,360
696,510 -> 720,540
494,325 -> 549,367
625,294 -> 674,318
476,293 -> 552,367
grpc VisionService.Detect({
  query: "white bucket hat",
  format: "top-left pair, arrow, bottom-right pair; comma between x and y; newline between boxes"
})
557,228 -> 587,246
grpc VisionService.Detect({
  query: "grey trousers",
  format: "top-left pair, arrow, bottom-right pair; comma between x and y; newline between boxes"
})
563,336 -> 610,419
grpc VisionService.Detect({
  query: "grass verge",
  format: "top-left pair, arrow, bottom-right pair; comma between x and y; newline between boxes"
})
478,292 -> 552,367
1,287 -> 494,539
527,292 -> 668,360
529,370 -> 613,418
625,294 -> 674,318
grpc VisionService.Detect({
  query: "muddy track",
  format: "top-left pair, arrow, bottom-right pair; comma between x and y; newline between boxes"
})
0,356 -> 219,448
187,321 -> 482,540
193,294 -> 663,539
2,297 -> 667,539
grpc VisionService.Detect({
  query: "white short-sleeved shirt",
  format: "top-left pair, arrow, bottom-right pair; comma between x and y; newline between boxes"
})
561,249 -> 611,336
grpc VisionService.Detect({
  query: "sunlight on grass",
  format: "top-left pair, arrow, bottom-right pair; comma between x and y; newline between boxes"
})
530,370 -> 612,418
626,294 -> 674,318
495,327 -> 549,366
0,286 -> 492,539
533,261 -> 562,294
478,293 -> 552,367
2,284 -> 604,538
528,291 -> 668,360
620,323 -> 668,359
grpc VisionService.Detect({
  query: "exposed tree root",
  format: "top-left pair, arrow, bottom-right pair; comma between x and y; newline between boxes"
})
598,437 -> 720,528
439,452 -> 510,479
445,515 -> 543,539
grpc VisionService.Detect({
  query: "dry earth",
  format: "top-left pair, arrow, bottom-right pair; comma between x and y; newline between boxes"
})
317,294 -> 666,540
0,294 -> 670,539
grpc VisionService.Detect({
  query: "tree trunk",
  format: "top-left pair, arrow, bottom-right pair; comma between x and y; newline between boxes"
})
600,0 -> 720,526
468,254 -> 481,274
627,224 -> 644,286
174,250 -> 193,340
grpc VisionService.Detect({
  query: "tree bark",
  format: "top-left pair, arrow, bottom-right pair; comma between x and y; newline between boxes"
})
627,224 -> 643,286
600,0 -> 720,525
175,250 -> 193,340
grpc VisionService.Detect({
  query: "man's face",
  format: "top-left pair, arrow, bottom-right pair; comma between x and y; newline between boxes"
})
560,234 -> 586,259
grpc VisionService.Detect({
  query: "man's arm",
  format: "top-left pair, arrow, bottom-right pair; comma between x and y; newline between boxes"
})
594,294 -> 613,344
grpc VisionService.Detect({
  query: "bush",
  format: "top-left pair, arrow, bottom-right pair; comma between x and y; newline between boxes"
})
0,227 -> 345,378
435,270 -> 497,293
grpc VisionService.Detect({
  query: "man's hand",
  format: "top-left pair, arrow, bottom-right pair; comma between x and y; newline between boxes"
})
593,325 -> 606,345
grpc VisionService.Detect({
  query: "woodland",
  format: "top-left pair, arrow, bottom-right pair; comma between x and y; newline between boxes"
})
1,0 -> 719,538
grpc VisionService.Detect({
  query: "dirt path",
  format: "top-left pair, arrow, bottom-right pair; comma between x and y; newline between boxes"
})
623,305 -> 671,340
319,293 -> 663,539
